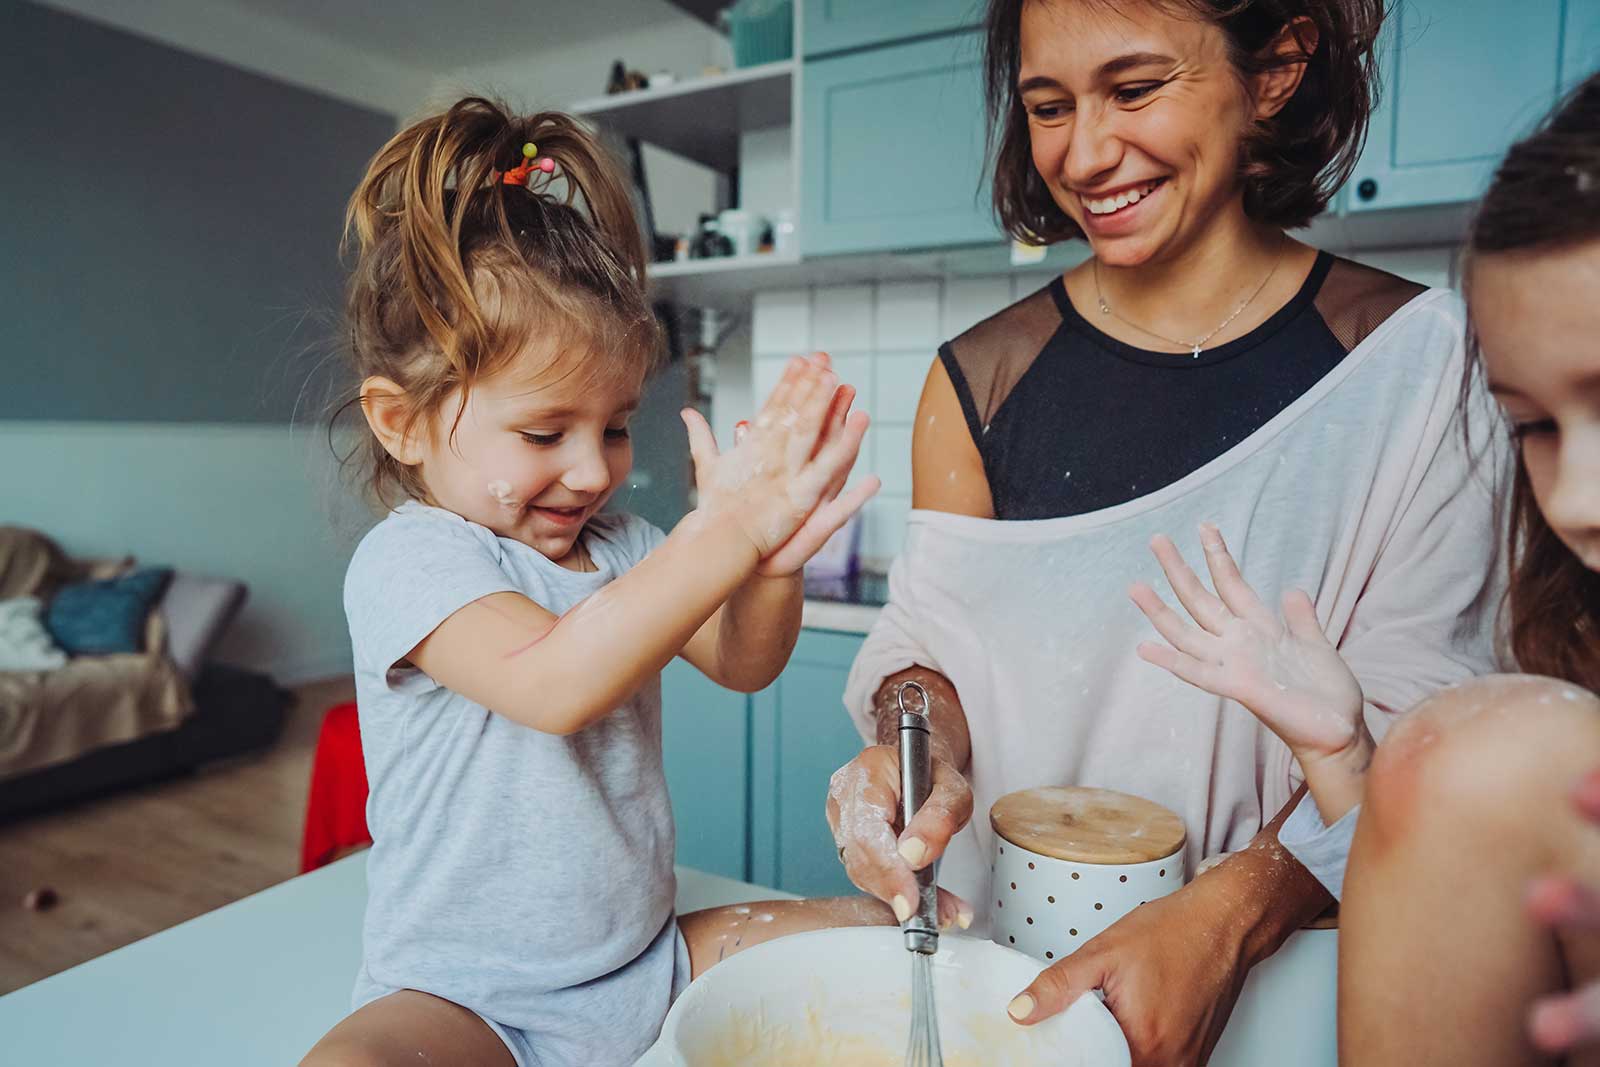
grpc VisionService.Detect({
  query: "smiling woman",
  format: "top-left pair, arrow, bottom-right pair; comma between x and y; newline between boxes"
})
823,1 -> 1509,1065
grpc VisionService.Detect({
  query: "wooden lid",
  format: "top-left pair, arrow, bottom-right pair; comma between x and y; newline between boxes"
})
990,787 -> 1187,865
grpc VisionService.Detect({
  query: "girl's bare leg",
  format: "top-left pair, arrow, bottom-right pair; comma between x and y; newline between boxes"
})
1341,675 -> 1600,1067
299,989 -> 515,1067
680,895 -> 904,978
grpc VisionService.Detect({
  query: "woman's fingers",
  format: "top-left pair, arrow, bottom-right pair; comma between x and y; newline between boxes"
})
898,757 -> 974,872
1149,534 -> 1233,634
1129,581 -> 1216,661
936,887 -> 977,931
1008,945 -> 1110,1025
827,748 -> 920,916
1197,523 -> 1275,628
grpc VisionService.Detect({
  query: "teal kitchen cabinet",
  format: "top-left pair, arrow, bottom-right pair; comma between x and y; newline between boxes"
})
1564,0 -> 1600,94
803,0 -> 982,58
661,658 -> 751,881
750,629 -> 869,897
1347,0 -> 1568,212
801,31 -> 1001,256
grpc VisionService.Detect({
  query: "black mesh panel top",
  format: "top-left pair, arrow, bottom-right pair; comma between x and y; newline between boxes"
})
938,252 -> 1428,520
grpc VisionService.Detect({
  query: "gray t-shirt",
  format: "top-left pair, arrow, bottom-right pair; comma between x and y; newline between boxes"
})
344,502 -> 686,1064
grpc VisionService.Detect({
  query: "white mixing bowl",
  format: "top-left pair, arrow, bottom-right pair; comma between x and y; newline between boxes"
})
636,927 -> 1130,1066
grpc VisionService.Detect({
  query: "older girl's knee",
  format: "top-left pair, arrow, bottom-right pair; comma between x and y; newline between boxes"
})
1366,676 -> 1600,843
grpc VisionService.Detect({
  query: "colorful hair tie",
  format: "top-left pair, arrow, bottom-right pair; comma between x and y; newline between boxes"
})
499,141 -> 556,187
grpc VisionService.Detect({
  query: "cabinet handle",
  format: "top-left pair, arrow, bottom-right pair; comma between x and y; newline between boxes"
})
1357,178 -> 1379,202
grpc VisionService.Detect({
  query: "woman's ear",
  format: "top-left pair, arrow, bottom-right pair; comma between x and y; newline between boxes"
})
360,376 -> 426,465
1253,16 -> 1320,121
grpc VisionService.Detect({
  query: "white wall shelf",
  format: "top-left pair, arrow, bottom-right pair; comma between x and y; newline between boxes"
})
571,60 -> 793,171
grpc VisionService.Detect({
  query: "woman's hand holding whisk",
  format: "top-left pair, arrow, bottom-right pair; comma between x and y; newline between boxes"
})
826,744 -> 974,930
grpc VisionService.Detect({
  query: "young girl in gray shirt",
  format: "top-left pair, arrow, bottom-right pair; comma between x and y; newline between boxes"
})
298,98 -> 901,1067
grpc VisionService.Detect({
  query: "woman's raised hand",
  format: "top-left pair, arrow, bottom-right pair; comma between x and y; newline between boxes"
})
681,353 -> 879,575
1129,523 -> 1370,777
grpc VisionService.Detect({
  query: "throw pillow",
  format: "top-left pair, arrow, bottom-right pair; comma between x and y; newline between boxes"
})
45,566 -> 174,655
0,596 -> 69,671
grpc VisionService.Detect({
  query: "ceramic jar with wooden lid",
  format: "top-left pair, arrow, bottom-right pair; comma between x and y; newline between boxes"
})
988,786 -> 1187,963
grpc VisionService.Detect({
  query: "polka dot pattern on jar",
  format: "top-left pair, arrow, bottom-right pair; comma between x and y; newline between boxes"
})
988,830 -> 1186,967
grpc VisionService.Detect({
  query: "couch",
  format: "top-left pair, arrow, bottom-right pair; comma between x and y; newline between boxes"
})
0,526 -> 291,821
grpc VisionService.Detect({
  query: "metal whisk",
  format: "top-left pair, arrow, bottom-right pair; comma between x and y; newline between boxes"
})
897,680 -> 945,1067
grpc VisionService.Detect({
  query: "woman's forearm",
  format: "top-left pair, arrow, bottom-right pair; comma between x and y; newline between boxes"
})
872,666 -> 972,771
1217,788 -> 1337,966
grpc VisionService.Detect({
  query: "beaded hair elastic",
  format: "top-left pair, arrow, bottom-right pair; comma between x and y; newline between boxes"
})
498,142 -> 557,187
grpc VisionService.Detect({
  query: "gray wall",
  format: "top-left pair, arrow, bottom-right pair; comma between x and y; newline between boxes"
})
0,0 -> 395,422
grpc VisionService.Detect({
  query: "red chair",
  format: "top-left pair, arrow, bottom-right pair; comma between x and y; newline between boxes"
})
300,702 -> 372,873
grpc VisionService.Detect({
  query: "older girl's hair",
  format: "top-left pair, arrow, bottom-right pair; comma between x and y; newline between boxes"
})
340,96 -> 658,507
1465,73 -> 1600,691
984,0 -> 1385,244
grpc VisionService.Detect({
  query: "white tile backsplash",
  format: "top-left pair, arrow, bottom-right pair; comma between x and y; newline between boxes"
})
1011,271 -> 1059,301
863,493 -> 913,565
741,243 -> 1452,567
874,351 -> 931,424
873,425 -> 914,497
752,288 -> 811,355
942,276 -> 1013,339
874,281 -> 942,350
812,284 -> 875,353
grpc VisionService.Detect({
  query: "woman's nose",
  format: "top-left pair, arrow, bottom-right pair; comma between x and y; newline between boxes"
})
1064,106 -> 1123,190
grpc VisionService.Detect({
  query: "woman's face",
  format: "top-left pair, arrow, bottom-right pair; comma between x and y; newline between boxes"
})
1017,0 -> 1279,267
1472,242 -> 1600,571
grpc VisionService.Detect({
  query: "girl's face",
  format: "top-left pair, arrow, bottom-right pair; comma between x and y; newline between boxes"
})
415,344 -> 640,568
1473,241 -> 1600,571
1017,0 -> 1274,267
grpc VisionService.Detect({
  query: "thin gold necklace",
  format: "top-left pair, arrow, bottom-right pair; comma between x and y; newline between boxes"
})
1093,246 -> 1286,359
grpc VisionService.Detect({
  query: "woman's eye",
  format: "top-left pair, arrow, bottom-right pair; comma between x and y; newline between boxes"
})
521,432 -> 561,446
1027,102 -> 1072,121
605,426 -> 631,440
1508,418 -> 1558,441
1115,83 -> 1161,104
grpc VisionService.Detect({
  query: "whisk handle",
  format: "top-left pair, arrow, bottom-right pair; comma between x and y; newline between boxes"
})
897,682 -> 940,955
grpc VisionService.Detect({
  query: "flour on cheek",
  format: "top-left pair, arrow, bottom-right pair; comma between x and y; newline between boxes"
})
487,479 -> 521,509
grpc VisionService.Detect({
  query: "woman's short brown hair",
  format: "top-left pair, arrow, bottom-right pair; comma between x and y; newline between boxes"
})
985,0 -> 1387,244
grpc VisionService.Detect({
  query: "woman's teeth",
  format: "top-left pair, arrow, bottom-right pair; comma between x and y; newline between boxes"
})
1084,180 -> 1163,216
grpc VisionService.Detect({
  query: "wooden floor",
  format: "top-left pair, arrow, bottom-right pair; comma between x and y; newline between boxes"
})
0,675 -> 355,994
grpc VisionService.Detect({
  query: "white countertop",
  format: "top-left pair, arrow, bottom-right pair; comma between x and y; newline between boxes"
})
801,599 -> 881,634
0,854 -> 792,1067
0,852 -> 1338,1066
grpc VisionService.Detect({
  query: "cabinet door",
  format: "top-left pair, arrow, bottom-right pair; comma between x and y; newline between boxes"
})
804,0 -> 982,57
750,630 -> 868,897
661,659 -> 749,881
1347,0 -> 1564,212
1564,0 -> 1600,94
801,31 -> 1001,256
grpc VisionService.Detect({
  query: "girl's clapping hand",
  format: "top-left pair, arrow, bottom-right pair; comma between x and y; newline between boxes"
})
681,353 -> 879,576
